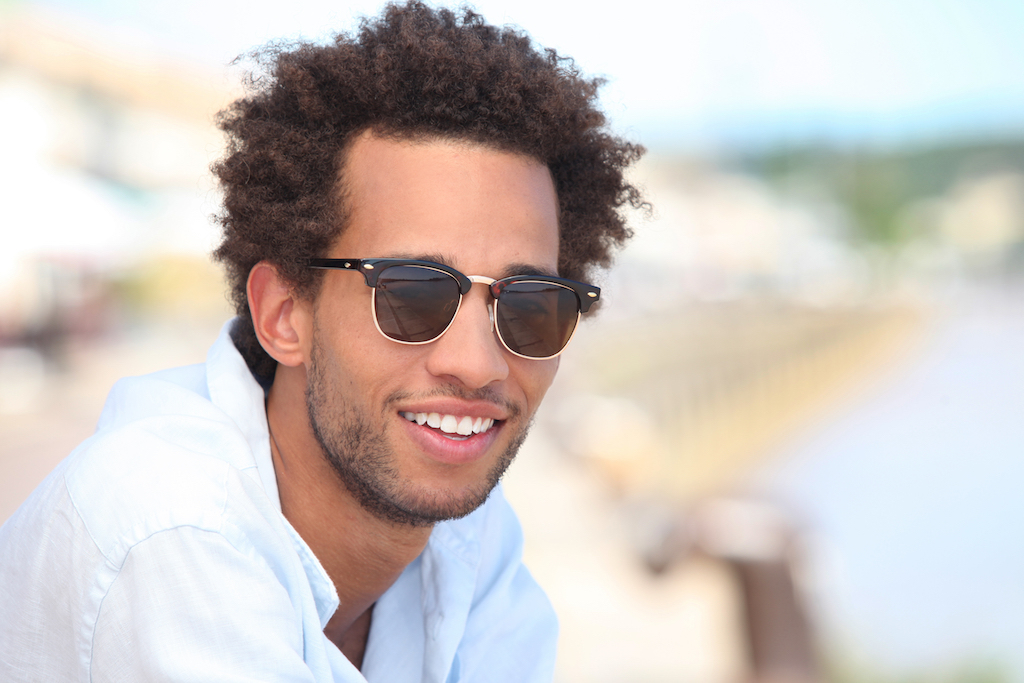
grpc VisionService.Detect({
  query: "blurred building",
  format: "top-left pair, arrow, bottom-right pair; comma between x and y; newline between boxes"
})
0,7 -> 232,352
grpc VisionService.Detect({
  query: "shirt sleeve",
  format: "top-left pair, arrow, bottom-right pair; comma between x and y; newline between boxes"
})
91,525 -> 343,683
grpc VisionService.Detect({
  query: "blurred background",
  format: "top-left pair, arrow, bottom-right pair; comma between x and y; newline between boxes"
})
1,0 -> 1022,681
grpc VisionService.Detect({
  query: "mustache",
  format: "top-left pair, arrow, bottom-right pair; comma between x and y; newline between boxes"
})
382,385 -> 522,420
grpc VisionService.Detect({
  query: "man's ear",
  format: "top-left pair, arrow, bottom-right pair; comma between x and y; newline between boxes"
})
247,262 -> 308,368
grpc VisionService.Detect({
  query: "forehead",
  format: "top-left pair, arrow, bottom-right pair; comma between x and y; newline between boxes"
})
332,132 -> 560,275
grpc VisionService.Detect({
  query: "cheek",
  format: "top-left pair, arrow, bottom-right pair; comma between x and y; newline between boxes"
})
327,332 -> 402,391
513,357 -> 559,409
324,324 -> 433,406
313,283 -> 392,372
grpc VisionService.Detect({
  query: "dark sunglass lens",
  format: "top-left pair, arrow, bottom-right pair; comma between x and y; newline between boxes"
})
374,265 -> 461,342
495,282 -> 580,358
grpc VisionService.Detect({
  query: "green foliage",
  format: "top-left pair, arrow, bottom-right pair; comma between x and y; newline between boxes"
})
735,138 -> 1024,249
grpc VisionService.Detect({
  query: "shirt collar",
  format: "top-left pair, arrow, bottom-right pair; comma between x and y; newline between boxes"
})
206,319 -> 339,625
205,319 -> 281,512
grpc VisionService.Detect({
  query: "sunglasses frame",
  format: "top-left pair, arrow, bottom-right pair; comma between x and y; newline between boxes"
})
307,258 -> 600,359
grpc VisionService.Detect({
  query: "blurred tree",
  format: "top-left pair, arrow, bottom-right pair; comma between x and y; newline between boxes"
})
740,138 -> 1024,249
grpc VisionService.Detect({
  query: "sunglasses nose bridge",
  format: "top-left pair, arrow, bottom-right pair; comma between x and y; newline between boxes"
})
466,275 -> 503,306
461,278 -> 498,313
424,281 -> 511,386
456,279 -> 504,349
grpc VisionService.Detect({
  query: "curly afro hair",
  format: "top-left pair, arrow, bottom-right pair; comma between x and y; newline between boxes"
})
213,1 -> 646,382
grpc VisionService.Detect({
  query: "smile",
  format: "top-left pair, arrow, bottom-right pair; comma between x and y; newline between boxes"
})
400,411 -> 497,440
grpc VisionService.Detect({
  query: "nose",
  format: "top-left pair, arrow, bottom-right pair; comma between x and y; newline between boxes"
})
423,285 -> 509,389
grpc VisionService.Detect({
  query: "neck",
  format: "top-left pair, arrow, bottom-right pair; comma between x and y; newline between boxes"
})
265,363 -> 432,662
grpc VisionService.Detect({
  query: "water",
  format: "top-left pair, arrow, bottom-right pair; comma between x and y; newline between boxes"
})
748,283 -> 1024,678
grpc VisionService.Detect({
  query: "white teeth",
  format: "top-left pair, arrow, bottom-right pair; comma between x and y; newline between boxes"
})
439,414 -> 459,434
401,411 -> 498,435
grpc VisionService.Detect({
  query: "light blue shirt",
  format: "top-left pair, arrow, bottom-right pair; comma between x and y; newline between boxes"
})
0,321 -> 557,682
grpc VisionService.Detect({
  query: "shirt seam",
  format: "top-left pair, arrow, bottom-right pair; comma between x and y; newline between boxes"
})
85,520 -> 246,683
80,462 -> 233,683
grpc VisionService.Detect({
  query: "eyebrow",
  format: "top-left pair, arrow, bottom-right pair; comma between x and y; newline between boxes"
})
389,253 -> 558,279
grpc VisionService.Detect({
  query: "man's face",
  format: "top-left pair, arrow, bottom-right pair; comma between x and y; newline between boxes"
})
304,132 -> 561,526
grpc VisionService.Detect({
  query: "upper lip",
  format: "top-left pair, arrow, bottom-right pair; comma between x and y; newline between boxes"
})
395,399 -> 509,422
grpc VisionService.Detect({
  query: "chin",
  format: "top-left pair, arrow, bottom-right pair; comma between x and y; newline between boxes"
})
387,481 -> 500,526
305,333 -> 532,527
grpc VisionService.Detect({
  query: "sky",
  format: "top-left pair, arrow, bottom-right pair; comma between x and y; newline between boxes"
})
14,0 -> 1024,152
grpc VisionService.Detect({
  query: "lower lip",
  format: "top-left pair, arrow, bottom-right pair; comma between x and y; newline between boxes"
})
399,416 -> 502,465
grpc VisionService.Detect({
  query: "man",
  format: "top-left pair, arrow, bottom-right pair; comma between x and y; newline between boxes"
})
0,3 -> 644,681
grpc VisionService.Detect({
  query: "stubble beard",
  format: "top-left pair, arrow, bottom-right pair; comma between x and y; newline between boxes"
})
305,334 -> 529,527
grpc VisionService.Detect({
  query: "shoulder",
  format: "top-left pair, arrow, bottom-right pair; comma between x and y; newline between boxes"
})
11,352 -> 277,569
95,363 -> 214,433
65,419 -> 257,557
2,440 -> 329,681
0,363 -> 293,679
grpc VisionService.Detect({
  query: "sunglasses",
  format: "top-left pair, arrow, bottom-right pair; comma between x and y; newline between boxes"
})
307,258 -> 600,359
